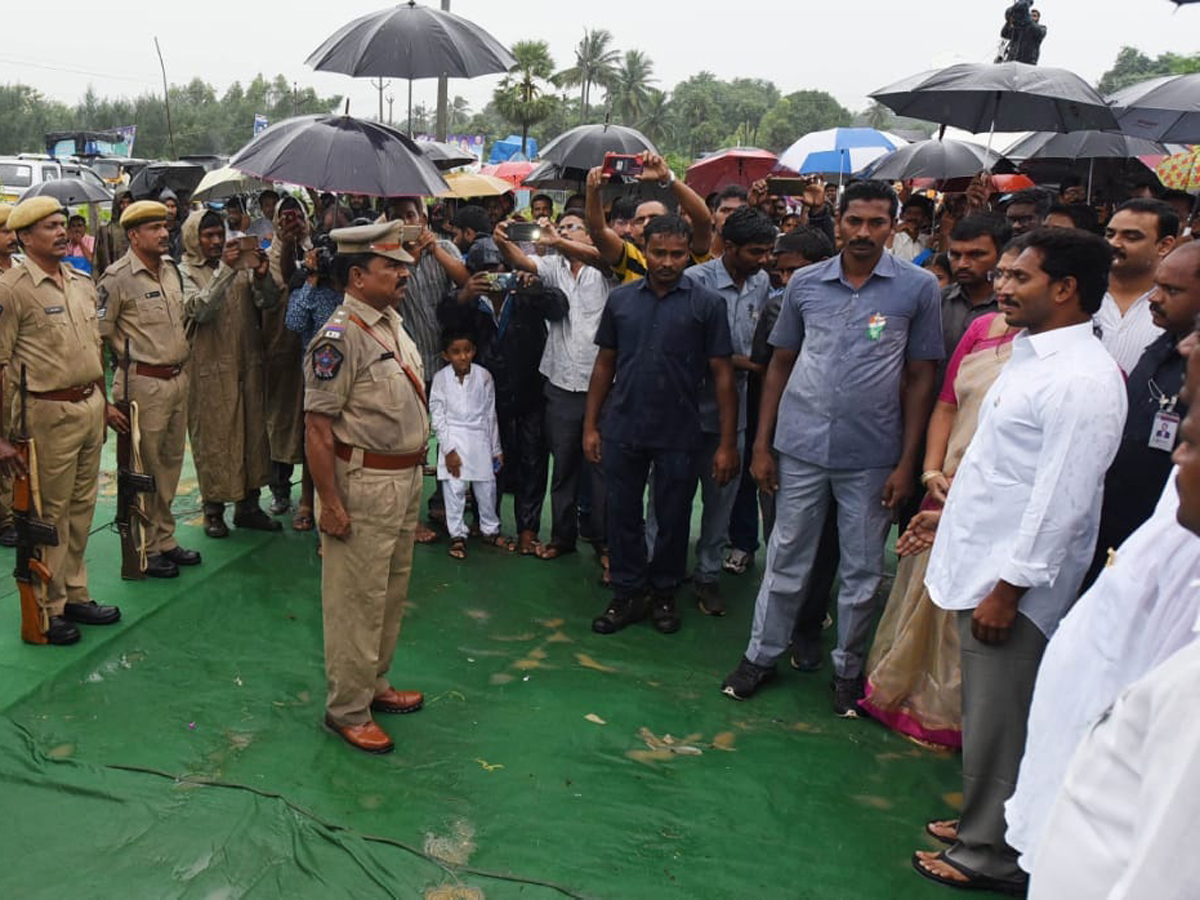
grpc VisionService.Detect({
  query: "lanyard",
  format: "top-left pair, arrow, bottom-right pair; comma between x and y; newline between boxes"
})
1148,378 -> 1178,414
347,313 -> 427,410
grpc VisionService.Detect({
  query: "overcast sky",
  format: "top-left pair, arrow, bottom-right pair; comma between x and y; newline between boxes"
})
2,0 -> 1194,134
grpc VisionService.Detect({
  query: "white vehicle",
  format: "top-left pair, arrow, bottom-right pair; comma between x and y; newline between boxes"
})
0,156 -> 109,202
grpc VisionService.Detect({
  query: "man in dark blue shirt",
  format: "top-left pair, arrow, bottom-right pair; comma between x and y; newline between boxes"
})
583,215 -> 738,635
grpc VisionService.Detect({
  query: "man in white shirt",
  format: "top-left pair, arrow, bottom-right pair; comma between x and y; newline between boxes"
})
1028,388 -> 1200,898
915,228 -> 1127,894
493,212 -> 613,558
1009,333 -> 1200,877
1097,198 -> 1179,372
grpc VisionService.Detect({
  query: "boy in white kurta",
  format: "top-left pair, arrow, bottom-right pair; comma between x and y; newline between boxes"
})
430,330 -> 505,557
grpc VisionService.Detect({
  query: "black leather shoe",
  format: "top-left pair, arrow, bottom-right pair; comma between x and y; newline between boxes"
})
233,506 -> 283,532
268,494 -> 291,516
144,554 -> 180,579
591,595 -> 647,634
45,616 -> 81,645
162,546 -> 202,566
0,524 -> 17,547
651,593 -> 681,634
204,504 -> 229,539
62,601 -> 121,626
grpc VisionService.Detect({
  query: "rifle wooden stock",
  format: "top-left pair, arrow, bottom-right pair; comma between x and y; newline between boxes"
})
115,398 -> 156,580
11,437 -> 57,645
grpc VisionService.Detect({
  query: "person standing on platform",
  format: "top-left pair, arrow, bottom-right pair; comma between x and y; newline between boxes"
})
179,209 -> 283,538
0,197 -> 125,645
97,200 -> 201,578
304,221 -> 428,755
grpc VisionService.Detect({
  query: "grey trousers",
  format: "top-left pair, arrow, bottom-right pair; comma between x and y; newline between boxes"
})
744,453 -> 892,679
946,609 -> 1046,884
645,430 -> 745,585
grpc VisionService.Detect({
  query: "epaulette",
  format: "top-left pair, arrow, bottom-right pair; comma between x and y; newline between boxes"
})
321,307 -> 349,341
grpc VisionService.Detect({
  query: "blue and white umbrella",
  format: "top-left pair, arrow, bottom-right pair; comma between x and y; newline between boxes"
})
777,127 -> 908,179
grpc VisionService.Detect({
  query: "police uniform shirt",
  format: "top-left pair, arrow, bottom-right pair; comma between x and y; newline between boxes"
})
303,295 -> 429,455
97,252 -> 190,366
0,259 -> 103,391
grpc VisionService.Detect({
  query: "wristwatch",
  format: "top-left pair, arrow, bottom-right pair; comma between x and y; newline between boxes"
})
659,169 -> 676,188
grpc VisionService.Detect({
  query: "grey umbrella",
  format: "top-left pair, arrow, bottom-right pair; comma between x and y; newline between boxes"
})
306,1 -> 515,136
20,177 -> 112,206
871,62 -> 1118,136
522,160 -> 587,191
414,139 -> 476,171
862,139 -> 1015,183
229,113 -> 448,197
1003,131 -> 1168,201
128,161 -> 206,201
1107,73 -> 1200,144
538,123 -> 658,171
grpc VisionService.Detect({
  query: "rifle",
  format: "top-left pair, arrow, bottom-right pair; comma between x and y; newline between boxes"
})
11,366 -> 58,645
115,338 -> 156,580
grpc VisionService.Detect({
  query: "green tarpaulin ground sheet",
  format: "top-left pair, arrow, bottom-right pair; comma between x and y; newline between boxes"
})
0,443 -> 964,899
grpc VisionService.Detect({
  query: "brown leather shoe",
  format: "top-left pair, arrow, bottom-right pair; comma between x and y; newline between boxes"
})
324,715 -> 394,754
371,688 -> 424,714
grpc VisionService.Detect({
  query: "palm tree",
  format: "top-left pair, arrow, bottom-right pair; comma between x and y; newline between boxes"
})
554,28 -> 620,123
639,88 -> 672,148
448,95 -> 471,132
608,50 -> 656,126
865,101 -> 893,131
493,40 -> 557,157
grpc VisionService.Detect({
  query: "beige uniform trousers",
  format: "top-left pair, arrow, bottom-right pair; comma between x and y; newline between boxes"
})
117,369 -> 189,554
27,389 -> 104,614
0,392 -> 12,526
321,454 -> 421,726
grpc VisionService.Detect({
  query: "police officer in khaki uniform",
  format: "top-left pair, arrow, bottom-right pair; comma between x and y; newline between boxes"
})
305,221 -> 428,754
98,200 -> 201,578
0,203 -> 19,546
0,197 -> 124,645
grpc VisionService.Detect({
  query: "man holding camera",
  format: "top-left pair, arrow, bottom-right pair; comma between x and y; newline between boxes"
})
97,200 -> 200,578
179,208 -> 282,538
999,1 -> 1046,65
304,220 -> 428,755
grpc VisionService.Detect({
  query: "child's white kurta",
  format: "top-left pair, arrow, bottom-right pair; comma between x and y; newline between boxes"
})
429,363 -> 502,481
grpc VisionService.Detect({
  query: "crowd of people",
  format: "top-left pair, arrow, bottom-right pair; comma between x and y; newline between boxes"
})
0,145 -> 1197,895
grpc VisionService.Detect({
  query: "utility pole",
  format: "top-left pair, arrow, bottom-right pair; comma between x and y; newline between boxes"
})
370,77 -> 390,122
154,37 -> 177,159
387,95 -> 395,127
293,82 -> 299,117
435,0 -> 450,140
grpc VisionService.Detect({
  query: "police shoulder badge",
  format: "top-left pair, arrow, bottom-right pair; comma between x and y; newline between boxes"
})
312,343 -> 344,380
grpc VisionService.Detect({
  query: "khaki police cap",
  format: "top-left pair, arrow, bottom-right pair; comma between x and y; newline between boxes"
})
120,200 -> 169,229
7,196 -> 66,232
329,221 -> 414,264
0,203 -> 12,229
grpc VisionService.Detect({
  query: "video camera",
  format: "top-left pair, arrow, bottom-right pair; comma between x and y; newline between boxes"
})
287,232 -> 338,290
1005,0 -> 1034,28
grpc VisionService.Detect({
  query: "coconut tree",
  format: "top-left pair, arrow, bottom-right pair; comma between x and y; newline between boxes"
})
608,50 -> 656,126
554,28 -> 620,123
494,40 -> 557,158
639,88 -> 672,148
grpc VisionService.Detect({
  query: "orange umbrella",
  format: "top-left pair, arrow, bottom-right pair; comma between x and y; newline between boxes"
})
490,160 -> 535,187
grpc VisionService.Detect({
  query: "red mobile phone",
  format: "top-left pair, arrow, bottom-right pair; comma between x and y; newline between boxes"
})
602,152 -> 644,180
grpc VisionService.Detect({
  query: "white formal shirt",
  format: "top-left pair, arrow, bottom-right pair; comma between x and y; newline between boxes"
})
429,363 -> 501,482
535,255 -> 613,393
1006,473 -> 1200,871
1028,631 -> 1200,900
926,322 -> 1127,637
1094,289 -> 1162,374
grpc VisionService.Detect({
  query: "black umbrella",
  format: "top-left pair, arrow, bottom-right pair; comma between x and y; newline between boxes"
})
862,139 -> 1015,183
538,123 -> 658,171
1003,131 -> 1166,201
522,160 -> 586,191
414,138 -> 476,171
306,1 -> 515,135
128,162 -> 206,201
871,62 -> 1118,136
20,177 -> 112,206
229,113 -> 448,197
1106,73 -> 1200,144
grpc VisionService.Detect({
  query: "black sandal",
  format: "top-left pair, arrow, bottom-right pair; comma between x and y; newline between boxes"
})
448,538 -> 467,560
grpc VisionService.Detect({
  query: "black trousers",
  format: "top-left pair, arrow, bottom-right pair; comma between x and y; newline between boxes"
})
543,383 -> 606,549
497,399 -> 548,535
603,440 -> 695,600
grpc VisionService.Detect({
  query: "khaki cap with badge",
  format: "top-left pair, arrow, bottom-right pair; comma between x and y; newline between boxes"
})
329,221 -> 414,263
120,200 -> 169,230
7,196 -> 66,232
